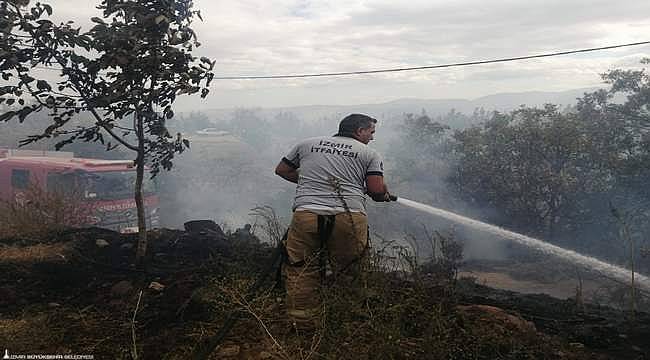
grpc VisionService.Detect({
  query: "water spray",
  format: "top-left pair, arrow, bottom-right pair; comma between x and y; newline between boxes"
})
394,197 -> 650,293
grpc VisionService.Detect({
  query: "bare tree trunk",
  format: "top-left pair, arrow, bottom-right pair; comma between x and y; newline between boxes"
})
612,205 -> 637,321
134,113 -> 148,269
629,226 -> 636,320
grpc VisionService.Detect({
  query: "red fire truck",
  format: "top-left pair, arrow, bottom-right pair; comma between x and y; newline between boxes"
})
0,149 -> 159,233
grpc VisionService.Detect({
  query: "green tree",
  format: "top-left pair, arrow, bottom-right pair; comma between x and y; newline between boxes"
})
577,59 -> 650,270
395,111 -> 450,183
577,59 -> 650,185
451,105 -> 611,240
0,0 -> 214,267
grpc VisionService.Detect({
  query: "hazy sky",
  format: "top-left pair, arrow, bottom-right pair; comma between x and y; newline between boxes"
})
45,0 -> 650,109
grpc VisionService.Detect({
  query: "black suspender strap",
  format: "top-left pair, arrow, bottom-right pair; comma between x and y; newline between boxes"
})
317,214 -> 336,281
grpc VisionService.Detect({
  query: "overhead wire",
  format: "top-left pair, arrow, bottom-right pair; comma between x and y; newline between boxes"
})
211,41 -> 650,79
19,40 -> 650,80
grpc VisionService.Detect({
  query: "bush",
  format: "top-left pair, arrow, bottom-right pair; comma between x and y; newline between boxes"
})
0,184 -> 86,242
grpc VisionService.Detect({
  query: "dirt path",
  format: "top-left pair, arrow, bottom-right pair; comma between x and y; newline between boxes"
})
458,270 -> 603,299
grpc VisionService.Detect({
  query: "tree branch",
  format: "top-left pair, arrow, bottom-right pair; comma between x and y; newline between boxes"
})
111,123 -> 135,132
13,4 -> 138,152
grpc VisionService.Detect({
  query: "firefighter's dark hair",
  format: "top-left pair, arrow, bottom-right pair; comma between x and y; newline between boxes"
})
335,114 -> 377,137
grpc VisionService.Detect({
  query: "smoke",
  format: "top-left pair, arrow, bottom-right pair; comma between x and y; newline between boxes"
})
363,109 -> 514,261
157,106 -> 515,263
156,94 -> 647,273
0,101 -> 561,263
157,129 -> 290,231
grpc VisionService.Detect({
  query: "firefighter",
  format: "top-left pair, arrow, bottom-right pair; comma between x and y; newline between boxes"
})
274,113 -> 394,330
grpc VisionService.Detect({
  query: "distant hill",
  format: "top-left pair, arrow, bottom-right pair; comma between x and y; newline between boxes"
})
198,87 -> 600,125
471,88 -> 598,110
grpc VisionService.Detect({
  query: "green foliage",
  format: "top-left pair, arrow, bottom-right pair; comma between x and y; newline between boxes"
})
390,58 -> 650,268
1,0 -> 215,264
577,61 -> 650,185
451,104 -> 613,239
402,111 -> 450,144
0,0 -> 214,175
389,111 -> 450,191
387,109 -> 491,212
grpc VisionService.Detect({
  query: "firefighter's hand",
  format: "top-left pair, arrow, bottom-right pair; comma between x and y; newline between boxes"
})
369,191 -> 396,202
384,192 -> 397,201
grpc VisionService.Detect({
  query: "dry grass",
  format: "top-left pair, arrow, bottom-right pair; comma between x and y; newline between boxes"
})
0,183 -> 86,241
0,242 -> 70,263
0,318 -> 31,340
185,234 -> 598,360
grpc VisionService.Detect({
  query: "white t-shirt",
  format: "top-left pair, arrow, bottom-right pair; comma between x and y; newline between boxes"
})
282,135 -> 384,215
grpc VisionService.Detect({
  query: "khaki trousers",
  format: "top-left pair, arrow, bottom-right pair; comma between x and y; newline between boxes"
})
285,211 -> 368,327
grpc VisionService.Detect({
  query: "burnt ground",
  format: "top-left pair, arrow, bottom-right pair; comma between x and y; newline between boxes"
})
0,226 -> 649,360
0,225 -> 275,359
457,281 -> 650,360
